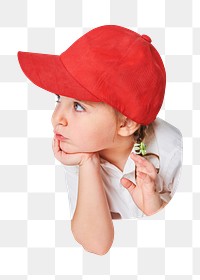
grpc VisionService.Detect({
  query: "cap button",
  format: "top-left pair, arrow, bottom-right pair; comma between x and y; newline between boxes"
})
141,34 -> 152,43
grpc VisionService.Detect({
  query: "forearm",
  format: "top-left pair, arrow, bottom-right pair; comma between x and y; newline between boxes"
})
71,154 -> 114,255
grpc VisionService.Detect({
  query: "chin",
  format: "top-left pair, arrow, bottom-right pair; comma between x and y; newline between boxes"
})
60,144 -> 81,154
60,142 -> 98,154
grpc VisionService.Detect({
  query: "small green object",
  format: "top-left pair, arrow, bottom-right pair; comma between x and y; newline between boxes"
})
133,142 -> 147,156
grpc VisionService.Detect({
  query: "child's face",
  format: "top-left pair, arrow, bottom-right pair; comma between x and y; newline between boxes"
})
51,96 -> 119,154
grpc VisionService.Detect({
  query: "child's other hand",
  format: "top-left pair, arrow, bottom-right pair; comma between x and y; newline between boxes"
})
52,137 -> 99,166
120,153 -> 164,216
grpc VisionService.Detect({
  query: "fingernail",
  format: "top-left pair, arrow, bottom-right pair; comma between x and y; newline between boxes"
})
131,154 -> 145,163
131,153 -> 141,158
131,152 -> 137,156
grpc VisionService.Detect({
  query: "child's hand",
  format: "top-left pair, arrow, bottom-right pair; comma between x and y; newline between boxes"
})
120,153 -> 164,216
52,137 -> 99,166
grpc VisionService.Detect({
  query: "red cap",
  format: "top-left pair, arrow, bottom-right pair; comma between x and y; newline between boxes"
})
17,24 -> 166,125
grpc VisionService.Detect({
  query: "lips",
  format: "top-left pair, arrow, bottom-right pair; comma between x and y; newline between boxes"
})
54,131 -> 68,141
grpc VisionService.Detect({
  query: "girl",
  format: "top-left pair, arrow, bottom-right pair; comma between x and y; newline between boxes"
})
17,24 -> 183,255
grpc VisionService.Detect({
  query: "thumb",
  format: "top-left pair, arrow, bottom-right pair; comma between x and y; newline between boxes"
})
120,177 -> 136,192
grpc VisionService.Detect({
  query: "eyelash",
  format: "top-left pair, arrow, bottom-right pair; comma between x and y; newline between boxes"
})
55,95 -> 61,103
55,95 -> 85,112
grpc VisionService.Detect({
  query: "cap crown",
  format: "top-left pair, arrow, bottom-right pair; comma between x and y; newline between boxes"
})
60,25 -> 166,124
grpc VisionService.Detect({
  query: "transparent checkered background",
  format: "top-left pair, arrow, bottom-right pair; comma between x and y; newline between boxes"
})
0,0 -> 200,279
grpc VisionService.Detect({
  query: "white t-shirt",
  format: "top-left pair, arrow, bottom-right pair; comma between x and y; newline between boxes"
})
63,117 -> 183,219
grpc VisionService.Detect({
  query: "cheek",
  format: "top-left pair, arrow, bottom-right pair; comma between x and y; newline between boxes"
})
60,119 -> 117,153
83,119 -> 116,143
79,121 -> 114,140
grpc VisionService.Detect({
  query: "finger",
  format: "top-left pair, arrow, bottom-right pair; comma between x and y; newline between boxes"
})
136,164 -> 156,178
137,171 -> 153,184
52,138 -> 64,161
136,171 -> 157,193
130,153 -> 156,175
52,138 -> 56,152
130,152 -> 145,162
53,137 -> 61,153
120,177 -> 136,192
131,153 -> 151,168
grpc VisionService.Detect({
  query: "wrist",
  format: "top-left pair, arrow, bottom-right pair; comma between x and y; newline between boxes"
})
79,152 -> 100,168
143,192 -> 164,216
149,199 -> 165,216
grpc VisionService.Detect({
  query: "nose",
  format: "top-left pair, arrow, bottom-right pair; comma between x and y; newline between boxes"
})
51,106 -> 68,129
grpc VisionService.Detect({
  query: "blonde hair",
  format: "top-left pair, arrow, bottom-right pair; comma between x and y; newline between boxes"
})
97,101 -> 149,143
112,108 -> 149,143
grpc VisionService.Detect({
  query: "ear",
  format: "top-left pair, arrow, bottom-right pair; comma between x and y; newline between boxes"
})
118,118 -> 140,137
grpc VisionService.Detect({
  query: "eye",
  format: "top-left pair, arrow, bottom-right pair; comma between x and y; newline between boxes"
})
74,102 -> 85,112
55,95 -> 85,112
55,95 -> 61,103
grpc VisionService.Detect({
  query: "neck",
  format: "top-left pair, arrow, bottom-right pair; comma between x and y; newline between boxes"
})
99,137 -> 135,172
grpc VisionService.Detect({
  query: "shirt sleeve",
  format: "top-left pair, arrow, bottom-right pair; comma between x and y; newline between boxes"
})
156,139 -> 183,203
165,146 -> 183,199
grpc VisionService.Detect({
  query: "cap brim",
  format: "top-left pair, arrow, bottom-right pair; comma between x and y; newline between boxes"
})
17,51 -> 100,102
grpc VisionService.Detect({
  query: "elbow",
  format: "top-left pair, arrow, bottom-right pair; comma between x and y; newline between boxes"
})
71,226 -> 114,256
83,237 -> 114,256
83,241 -> 113,256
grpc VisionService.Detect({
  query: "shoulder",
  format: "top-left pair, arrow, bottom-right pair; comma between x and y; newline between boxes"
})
151,117 -> 183,154
151,118 -> 183,181
152,117 -> 182,143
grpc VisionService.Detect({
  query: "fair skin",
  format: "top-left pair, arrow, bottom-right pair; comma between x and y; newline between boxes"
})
51,95 -> 166,254
51,95 -> 137,171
